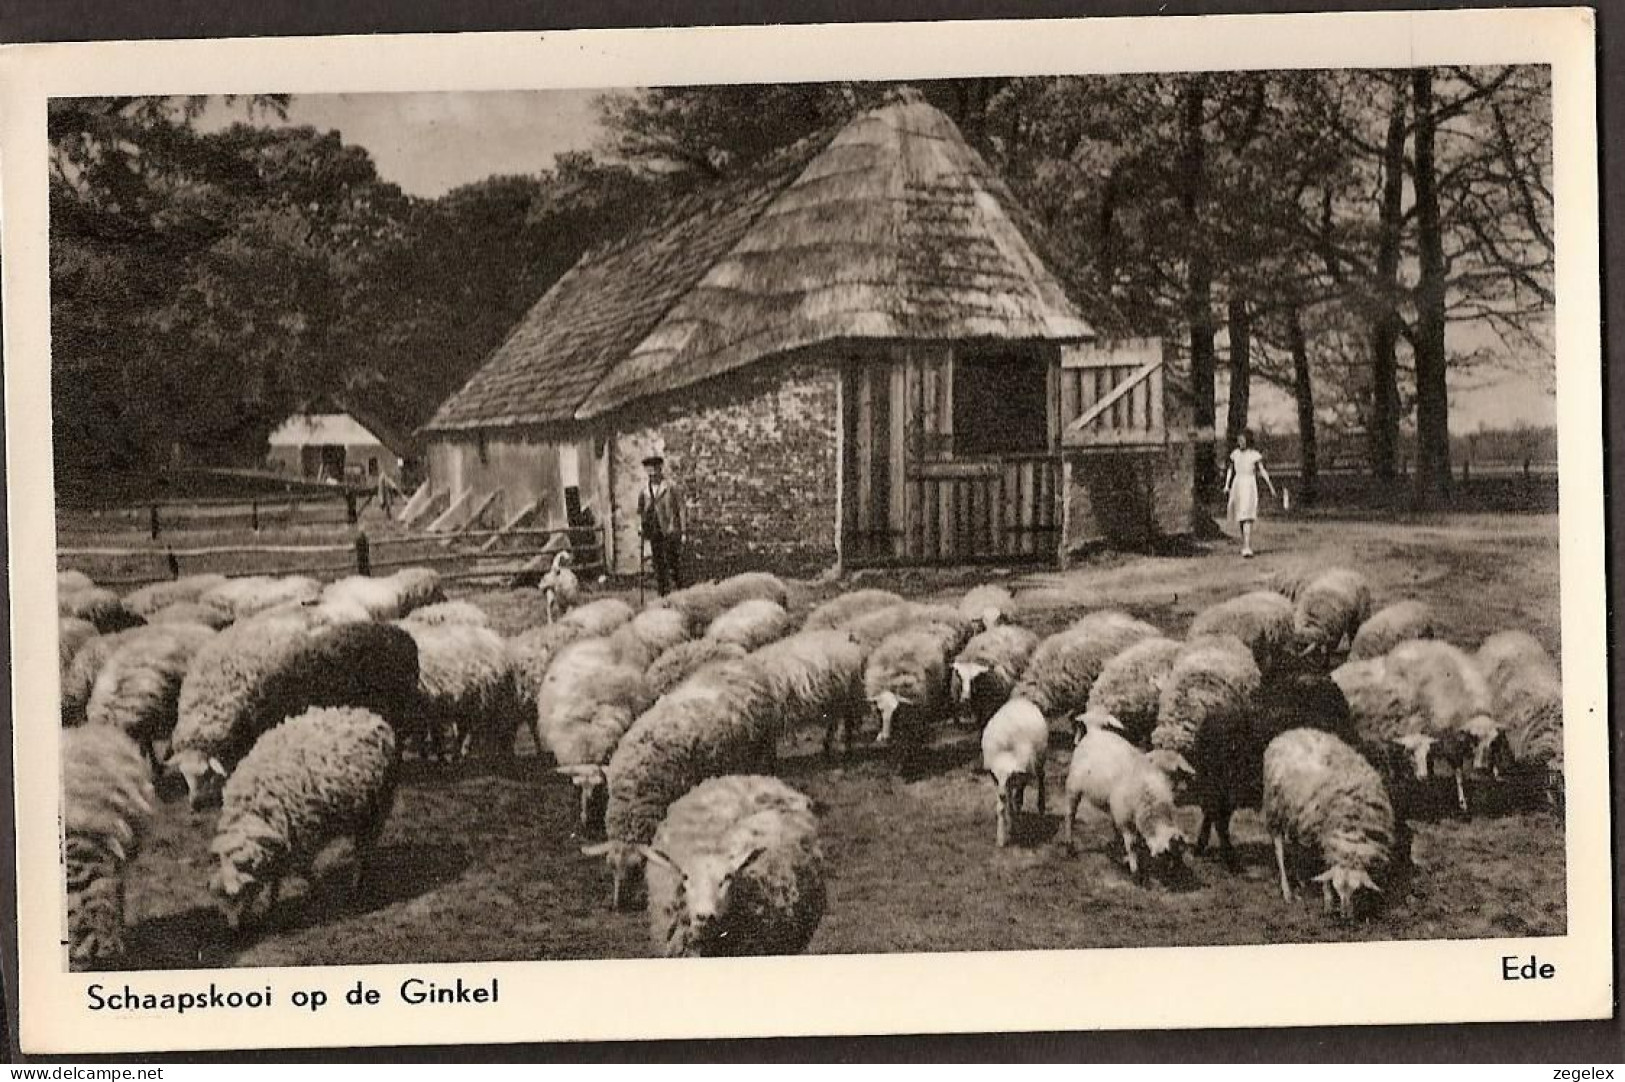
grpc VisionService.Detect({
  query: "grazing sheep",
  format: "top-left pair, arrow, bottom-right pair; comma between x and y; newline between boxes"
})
843,602 -> 975,653
122,574 -> 229,619
960,584 -> 1017,631
558,597 -> 636,637
62,726 -> 154,965
397,621 -> 521,760
539,551 -> 582,623
583,660 -> 779,909
59,569 -> 96,595
1084,637 -> 1184,747
402,599 -> 490,628
803,588 -> 905,631
537,639 -> 654,826
642,775 -> 825,957
706,598 -> 792,652
1348,600 -> 1440,661
656,573 -> 790,633
1064,712 -> 1187,880
751,629 -> 869,760
646,639 -> 749,700
60,587 -> 142,634
147,601 -> 234,630
201,576 -> 323,622
1385,639 -> 1509,805
1477,630 -> 1563,772
980,697 -> 1049,848
86,623 -> 217,768
62,626 -> 167,726
1292,568 -> 1374,658
1016,611 -> 1161,721
1187,591 -> 1296,675
1262,728 -> 1395,919
387,567 -> 446,616
1263,565 -> 1318,602
321,575 -> 411,621
864,622 -> 966,768
169,616 -> 420,809
607,606 -> 691,669
60,617 -> 98,678
951,624 -> 1040,729
507,623 -> 592,721
208,706 -> 399,930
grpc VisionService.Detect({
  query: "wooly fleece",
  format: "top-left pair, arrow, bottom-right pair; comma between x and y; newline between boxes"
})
60,617 -> 98,678
202,576 -> 324,621
1188,591 -> 1295,675
507,622 -> 591,719
646,639 -> 749,700
1085,637 -> 1184,747
63,626 -> 168,726
536,638 -> 653,763
864,622 -> 965,752
87,623 -> 217,753
1477,630 -> 1563,768
643,775 -> 825,957
122,574 -> 228,619
402,600 -> 490,628
1264,565 -> 1318,602
959,584 -> 1017,630
1348,600 -> 1440,661
981,697 -> 1049,847
398,621 -> 521,759
590,660 -> 779,908
951,624 -> 1040,728
1064,717 -> 1186,876
803,588 -> 904,631
1262,727 -> 1394,917
1292,568 -> 1373,654
1384,639 -> 1495,733
706,598 -> 792,652
387,567 -> 446,616
148,601 -> 234,630
322,575 -> 413,621
62,726 -> 155,965
558,597 -> 636,637
751,629 -> 868,756
59,569 -> 96,594
1150,636 -> 1261,756
608,606 -> 692,669
656,572 -> 791,632
61,587 -> 142,634
209,707 -> 399,929
1016,611 -> 1161,718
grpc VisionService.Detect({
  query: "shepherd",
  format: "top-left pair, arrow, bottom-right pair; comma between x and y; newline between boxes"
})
638,452 -> 687,596
1223,428 -> 1277,559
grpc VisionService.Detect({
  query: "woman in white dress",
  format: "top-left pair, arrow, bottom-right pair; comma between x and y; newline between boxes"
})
1224,429 -> 1277,558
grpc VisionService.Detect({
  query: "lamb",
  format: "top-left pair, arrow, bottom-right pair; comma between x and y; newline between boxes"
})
1015,611 -> 1161,721
706,598 -> 791,652
641,775 -> 825,957
582,660 -> 779,909
169,615 -> 420,809
61,726 -> 155,965
536,639 -> 654,826
539,551 -> 581,623
1292,568 -> 1374,659
1346,600 -> 1440,661
802,588 -> 905,631
507,623 -> 591,723
558,597 -> 636,637
121,574 -> 228,619
401,599 -> 490,627
86,623 -> 218,769
1187,591 -> 1296,676
959,584 -> 1017,631
60,617 -> 98,678
646,639 -> 749,700
655,572 -> 791,632
1476,630 -> 1563,772
951,624 -> 1040,729
864,622 -> 966,768
1084,637 -> 1184,747
147,601 -> 235,630
60,587 -> 142,634
980,697 -> 1049,848
397,621 -> 521,760
751,629 -> 869,760
1262,727 -> 1396,919
59,569 -> 96,594
606,606 -> 691,669
1063,712 -> 1187,880
208,706 -> 399,930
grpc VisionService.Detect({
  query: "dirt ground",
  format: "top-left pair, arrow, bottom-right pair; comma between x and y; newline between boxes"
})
109,512 -> 1566,969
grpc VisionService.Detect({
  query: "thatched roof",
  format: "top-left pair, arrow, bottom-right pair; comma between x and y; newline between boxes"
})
424,91 -> 1092,434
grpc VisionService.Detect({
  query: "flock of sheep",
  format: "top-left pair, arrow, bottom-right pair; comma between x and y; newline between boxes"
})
55,556 -> 1563,966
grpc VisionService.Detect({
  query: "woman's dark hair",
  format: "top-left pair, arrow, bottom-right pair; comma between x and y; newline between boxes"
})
1235,428 -> 1253,446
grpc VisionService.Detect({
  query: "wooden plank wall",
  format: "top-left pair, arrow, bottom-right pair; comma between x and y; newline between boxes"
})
1058,338 -> 1167,447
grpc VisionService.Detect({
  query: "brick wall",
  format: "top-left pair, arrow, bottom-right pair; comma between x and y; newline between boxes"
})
610,355 -> 840,579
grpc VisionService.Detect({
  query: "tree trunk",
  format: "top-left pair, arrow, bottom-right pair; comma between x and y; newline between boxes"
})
1289,305 -> 1318,506
1411,67 -> 1452,508
1226,294 -> 1251,442
1369,75 -> 1407,481
1180,74 -> 1218,499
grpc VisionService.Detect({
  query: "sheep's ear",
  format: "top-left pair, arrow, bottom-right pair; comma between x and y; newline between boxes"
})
580,842 -> 613,858
637,845 -> 679,874
206,757 -> 226,777
1172,754 -> 1196,776
1358,871 -> 1382,894
726,844 -> 768,879
1311,869 -> 1334,884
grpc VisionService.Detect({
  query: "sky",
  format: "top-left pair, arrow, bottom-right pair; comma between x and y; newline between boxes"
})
200,91 -> 1558,434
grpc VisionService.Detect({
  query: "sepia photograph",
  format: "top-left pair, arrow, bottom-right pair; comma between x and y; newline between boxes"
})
2,9 -> 1609,1055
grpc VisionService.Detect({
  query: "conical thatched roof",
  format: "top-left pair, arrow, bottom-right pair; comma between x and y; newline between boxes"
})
424,92 -> 1092,433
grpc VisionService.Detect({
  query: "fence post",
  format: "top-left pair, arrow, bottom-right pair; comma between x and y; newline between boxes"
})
166,548 -> 180,579
346,492 -> 358,525
251,500 -> 260,532
355,531 -> 372,576
149,504 -> 160,540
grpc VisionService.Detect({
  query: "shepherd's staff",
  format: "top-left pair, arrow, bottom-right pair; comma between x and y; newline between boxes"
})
637,528 -> 647,607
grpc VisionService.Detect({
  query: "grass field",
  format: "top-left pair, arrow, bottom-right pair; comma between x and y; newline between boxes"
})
105,511 -> 1566,970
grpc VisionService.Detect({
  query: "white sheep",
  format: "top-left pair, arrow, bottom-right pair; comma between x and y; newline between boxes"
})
396,621 -> 521,760
1292,568 -> 1374,658
321,575 -> 414,621
1187,591 -> 1295,675
507,622 -> 592,723
959,584 -> 1017,631
1063,712 -> 1187,880
802,588 -> 904,631
147,601 -> 234,630
61,726 -> 155,965
706,598 -> 792,652
1262,727 -> 1396,918
60,586 -> 141,634
62,625 -> 167,726
59,617 -> 98,679
122,574 -> 228,619
1084,637 -> 1184,747
844,602 -> 976,652
208,706 -> 399,930
86,623 -> 217,769
864,622 -> 966,762
201,575 -> 323,621
1476,630 -> 1562,773
607,606 -> 692,669
980,697 -> 1049,848
951,624 -> 1040,729
1015,610 -> 1161,721
536,638 -> 654,826
751,629 -> 869,760
1385,639 -> 1507,808
539,551 -> 582,623
646,639 -> 749,700
641,775 -> 825,957
1348,600 -> 1440,661
558,597 -> 636,637
1263,564 -> 1318,602
402,599 -> 490,627
655,572 -> 791,633
387,567 -> 446,616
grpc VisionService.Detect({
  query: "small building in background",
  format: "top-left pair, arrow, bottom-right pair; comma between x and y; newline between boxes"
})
266,407 -> 410,486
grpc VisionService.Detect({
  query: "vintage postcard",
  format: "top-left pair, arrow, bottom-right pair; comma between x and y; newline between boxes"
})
0,8 -> 1608,1056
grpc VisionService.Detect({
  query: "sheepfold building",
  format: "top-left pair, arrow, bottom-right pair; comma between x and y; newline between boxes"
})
421,91 -> 1195,577
267,407 -> 411,486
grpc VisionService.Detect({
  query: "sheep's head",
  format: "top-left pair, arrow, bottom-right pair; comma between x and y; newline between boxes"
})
1072,709 -> 1123,746
166,749 -> 228,811
978,607 -> 1004,632
555,765 -> 608,828
951,661 -> 989,704
581,840 -> 645,911
1312,865 -> 1381,919
870,690 -> 913,744
1391,733 -> 1438,780
1463,715 -> 1514,779
207,816 -> 280,930
1146,747 -> 1195,778
640,843 -> 767,951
